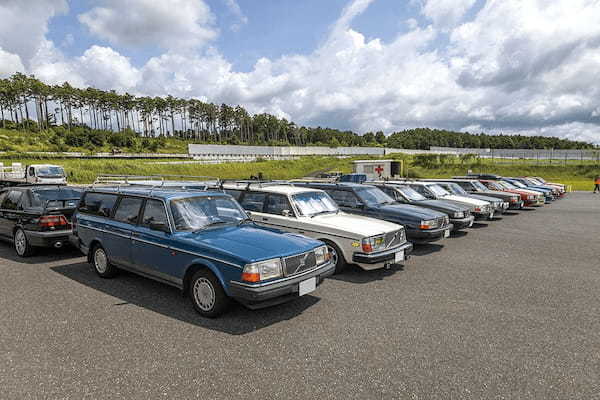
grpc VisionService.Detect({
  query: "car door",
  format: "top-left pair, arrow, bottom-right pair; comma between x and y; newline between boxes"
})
260,193 -> 299,232
326,189 -> 363,215
238,191 -> 268,222
0,190 -> 24,239
131,199 -> 175,282
105,196 -> 144,267
0,190 -> 13,238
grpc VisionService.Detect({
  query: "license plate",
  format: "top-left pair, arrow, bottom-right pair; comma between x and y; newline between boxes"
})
394,250 -> 404,263
490,212 -> 494,219
444,229 -> 450,238
299,277 -> 316,296
468,220 -> 474,228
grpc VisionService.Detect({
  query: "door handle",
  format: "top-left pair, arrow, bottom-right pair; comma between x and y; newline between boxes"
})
262,218 -> 269,221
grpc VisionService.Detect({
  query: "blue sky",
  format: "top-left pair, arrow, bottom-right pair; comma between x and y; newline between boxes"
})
1,0 -> 600,143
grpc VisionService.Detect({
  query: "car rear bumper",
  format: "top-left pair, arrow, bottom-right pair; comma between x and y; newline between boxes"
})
26,229 -> 72,248
352,241 -> 413,268
228,261 -> 335,310
450,216 -> 475,230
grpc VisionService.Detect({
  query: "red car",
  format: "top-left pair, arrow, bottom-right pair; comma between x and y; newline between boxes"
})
480,180 -> 544,207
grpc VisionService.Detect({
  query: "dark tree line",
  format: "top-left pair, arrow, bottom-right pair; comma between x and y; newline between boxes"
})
0,73 -> 594,149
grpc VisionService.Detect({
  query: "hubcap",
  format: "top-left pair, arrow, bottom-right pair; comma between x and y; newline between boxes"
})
15,230 -> 26,255
94,248 -> 108,274
193,278 -> 215,312
328,245 -> 338,266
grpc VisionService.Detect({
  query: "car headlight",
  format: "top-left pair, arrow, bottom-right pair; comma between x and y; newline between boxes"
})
362,235 -> 385,253
419,219 -> 438,230
314,245 -> 330,265
242,258 -> 282,282
453,211 -> 464,218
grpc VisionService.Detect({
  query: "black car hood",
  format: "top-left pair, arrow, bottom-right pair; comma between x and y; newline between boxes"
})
375,203 -> 447,222
411,199 -> 469,213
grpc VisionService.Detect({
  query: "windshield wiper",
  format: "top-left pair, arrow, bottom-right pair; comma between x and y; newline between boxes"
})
310,210 -> 336,218
193,221 -> 229,232
237,217 -> 253,226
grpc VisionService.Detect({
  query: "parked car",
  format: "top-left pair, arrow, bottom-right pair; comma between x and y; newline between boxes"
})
0,185 -> 82,256
72,187 -> 335,317
521,177 -> 565,197
223,182 -> 413,273
292,182 -> 453,243
530,177 -> 566,194
428,181 -> 507,216
502,178 -> 555,202
367,182 -> 474,231
339,174 -> 367,184
400,181 -> 494,220
479,180 -> 544,207
443,178 -> 524,209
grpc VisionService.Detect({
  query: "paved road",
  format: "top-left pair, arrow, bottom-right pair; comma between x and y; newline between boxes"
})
1,193 -> 599,399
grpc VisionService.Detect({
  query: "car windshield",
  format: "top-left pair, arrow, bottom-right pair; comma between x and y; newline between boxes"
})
170,195 -> 247,231
510,180 -> 528,189
397,186 -> 427,201
292,191 -> 339,217
428,184 -> 450,197
488,182 -> 504,190
30,188 -> 82,208
472,181 -> 488,191
36,166 -> 65,178
355,187 -> 395,206
446,183 -> 468,195
499,181 -> 516,189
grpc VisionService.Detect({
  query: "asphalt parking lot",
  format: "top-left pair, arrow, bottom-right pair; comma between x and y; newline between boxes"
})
1,192 -> 599,399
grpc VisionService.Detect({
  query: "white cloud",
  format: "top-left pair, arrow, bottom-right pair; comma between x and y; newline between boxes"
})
77,46 -> 140,91
78,0 -> 217,50
420,0 -> 477,30
222,0 -> 248,31
0,47 -> 25,77
0,0 -> 68,66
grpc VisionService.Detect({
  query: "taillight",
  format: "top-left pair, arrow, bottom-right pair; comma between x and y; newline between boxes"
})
39,215 -> 68,228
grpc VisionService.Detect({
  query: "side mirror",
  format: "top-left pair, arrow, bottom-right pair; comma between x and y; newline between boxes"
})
281,209 -> 292,217
246,211 -> 252,218
149,222 -> 170,233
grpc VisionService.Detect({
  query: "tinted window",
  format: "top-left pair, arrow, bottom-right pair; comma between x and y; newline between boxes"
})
327,190 -> 359,207
30,188 -> 82,208
78,193 -> 118,217
265,194 -> 292,215
239,192 -> 266,212
224,189 -> 242,200
141,200 -> 169,229
113,197 -> 143,224
1,190 -> 23,210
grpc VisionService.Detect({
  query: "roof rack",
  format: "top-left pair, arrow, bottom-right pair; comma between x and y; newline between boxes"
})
219,179 -> 290,191
92,174 -> 222,195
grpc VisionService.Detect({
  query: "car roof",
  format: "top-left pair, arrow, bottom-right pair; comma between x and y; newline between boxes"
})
297,182 -> 366,189
223,182 -> 322,196
85,187 -> 229,201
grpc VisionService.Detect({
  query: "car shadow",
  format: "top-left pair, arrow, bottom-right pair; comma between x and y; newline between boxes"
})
469,222 -> 489,229
450,230 -> 468,238
0,243 -> 83,265
410,243 -> 444,256
502,211 -> 519,216
51,261 -> 320,336
328,263 -> 403,284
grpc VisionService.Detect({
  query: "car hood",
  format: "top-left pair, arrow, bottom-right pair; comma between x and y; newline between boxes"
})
310,212 -> 401,237
178,224 -> 320,264
439,194 -> 489,207
376,203 -> 447,220
467,194 -> 502,204
412,199 -> 468,213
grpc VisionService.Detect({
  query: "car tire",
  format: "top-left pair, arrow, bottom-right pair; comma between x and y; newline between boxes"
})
14,228 -> 34,257
91,244 -> 118,278
323,240 -> 346,274
189,269 -> 229,318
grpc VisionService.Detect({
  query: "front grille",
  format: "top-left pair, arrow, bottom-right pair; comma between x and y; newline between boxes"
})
283,251 -> 317,277
437,216 -> 448,228
385,229 -> 405,248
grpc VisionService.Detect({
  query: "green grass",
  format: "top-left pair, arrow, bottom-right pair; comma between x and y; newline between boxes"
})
0,156 -> 353,184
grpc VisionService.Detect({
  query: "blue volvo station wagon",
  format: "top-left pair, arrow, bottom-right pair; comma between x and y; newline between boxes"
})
72,187 -> 335,317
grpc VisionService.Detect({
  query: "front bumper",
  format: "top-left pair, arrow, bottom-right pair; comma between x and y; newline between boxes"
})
473,211 -> 493,220
26,229 -> 72,248
228,261 -> 335,310
406,224 -> 453,243
450,216 -> 475,230
352,241 -> 413,269
508,200 -> 524,209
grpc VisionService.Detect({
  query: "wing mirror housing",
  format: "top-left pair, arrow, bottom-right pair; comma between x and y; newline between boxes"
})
281,209 -> 292,217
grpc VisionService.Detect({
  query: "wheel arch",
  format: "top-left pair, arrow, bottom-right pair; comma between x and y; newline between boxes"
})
182,260 -> 228,296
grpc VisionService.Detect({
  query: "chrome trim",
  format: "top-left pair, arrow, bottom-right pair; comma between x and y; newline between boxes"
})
169,246 -> 243,269
353,242 -> 410,259
231,260 -> 332,288
131,236 -> 170,249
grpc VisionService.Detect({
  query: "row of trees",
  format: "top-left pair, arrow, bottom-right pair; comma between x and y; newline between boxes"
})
0,73 -> 595,149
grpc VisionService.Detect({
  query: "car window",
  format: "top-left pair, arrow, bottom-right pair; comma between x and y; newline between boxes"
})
239,192 -> 266,212
327,190 -> 360,207
78,193 -> 118,217
0,191 -> 7,206
170,196 -> 247,231
265,194 -> 292,215
1,190 -> 23,210
141,199 -> 169,230
30,188 -> 82,209
113,197 -> 143,225
224,189 -> 242,200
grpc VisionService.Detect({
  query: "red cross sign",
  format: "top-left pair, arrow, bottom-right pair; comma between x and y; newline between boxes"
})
375,165 -> 384,176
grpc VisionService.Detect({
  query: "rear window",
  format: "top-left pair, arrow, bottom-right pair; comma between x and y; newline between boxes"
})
1,190 -> 23,210
78,192 -> 118,217
113,197 -> 144,225
30,188 -> 82,208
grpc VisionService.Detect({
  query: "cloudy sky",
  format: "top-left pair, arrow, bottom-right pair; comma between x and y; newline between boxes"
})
1,0 -> 599,143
